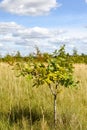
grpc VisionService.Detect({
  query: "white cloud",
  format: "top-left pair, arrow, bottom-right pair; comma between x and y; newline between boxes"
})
0,0 -> 60,16
0,22 -> 87,55
0,43 -> 3,47
85,0 -> 87,3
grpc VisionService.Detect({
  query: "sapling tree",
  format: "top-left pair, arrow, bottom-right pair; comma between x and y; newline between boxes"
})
19,45 -> 76,129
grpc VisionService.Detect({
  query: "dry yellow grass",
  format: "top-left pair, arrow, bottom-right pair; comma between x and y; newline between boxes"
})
0,63 -> 87,130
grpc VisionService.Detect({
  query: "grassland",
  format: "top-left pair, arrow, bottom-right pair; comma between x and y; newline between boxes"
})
0,63 -> 87,130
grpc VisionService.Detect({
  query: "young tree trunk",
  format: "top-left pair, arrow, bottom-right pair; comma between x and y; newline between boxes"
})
48,84 -> 57,129
54,94 -> 57,130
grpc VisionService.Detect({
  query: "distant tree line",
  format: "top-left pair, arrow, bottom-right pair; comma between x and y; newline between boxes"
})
0,46 -> 87,64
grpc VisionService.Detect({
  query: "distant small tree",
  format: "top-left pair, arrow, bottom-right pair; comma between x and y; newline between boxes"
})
14,51 -> 22,61
19,45 -> 76,129
73,48 -> 78,56
15,51 -> 21,57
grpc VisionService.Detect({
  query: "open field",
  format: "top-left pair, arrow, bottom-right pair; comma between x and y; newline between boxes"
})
0,63 -> 87,130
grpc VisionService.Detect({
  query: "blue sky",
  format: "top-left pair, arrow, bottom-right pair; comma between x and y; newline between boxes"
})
0,0 -> 87,55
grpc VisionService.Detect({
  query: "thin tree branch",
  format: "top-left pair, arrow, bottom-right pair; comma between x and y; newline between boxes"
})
49,84 -> 55,95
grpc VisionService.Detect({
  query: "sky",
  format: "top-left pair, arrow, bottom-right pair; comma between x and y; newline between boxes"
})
0,0 -> 87,56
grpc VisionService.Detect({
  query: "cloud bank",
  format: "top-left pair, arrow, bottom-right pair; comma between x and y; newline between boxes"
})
0,22 -> 87,55
0,0 -> 59,16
